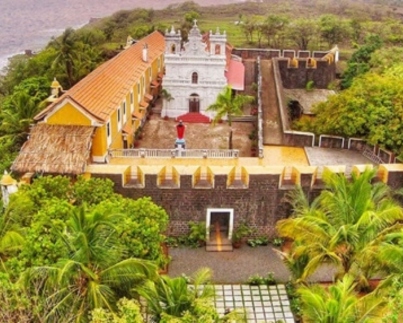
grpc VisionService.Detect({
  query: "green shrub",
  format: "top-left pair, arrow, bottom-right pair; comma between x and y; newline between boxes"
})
272,237 -> 284,247
247,272 -> 276,285
263,272 -> 276,285
247,274 -> 265,285
305,80 -> 314,91
187,221 -> 207,247
247,236 -> 269,247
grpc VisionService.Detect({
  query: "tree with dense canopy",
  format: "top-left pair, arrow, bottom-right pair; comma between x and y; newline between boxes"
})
286,18 -> 319,50
341,34 -> 382,89
302,63 -> 403,156
318,14 -> 350,48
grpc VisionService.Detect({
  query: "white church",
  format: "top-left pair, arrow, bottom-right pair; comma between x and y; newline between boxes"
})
162,21 -> 245,121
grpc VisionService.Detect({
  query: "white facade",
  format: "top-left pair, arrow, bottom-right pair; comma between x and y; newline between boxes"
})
162,21 -> 227,119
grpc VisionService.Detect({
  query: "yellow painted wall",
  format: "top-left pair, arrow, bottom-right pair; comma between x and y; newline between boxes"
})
109,109 -> 123,150
92,125 -> 107,157
47,103 -> 92,126
55,51 -> 165,159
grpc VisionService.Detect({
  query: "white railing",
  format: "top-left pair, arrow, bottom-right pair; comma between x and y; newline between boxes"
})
162,79 -> 224,86
109,148 -> 239,159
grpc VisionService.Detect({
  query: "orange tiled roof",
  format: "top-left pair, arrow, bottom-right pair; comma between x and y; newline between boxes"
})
132,110 -> 144,119
35,31 -> 165,123
140,100 -> 149,109
122,121 -> 133,135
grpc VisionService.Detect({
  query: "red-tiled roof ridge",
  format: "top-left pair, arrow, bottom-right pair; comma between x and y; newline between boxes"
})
37,31 -> 165,123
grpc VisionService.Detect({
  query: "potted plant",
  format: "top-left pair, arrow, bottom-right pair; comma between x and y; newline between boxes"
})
232,222 -> 253,248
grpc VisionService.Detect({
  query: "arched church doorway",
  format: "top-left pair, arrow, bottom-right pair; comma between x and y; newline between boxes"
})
189,93 -> 200,113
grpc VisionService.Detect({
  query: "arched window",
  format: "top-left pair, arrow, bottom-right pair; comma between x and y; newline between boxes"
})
171,44 -> 176,54
215,44 -> 221,55
191,72 -> 198,84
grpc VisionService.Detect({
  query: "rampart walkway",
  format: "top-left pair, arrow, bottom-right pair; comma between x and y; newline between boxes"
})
261,60 -> 284,146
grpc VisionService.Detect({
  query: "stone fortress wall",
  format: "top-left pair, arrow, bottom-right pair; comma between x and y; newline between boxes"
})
91,164 -> 403,237
91,47 -> 403,237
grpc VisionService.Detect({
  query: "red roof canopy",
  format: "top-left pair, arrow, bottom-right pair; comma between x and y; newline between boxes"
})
225,59 -> 245,91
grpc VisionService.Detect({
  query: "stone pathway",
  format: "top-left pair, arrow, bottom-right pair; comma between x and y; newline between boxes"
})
168,246 -> 337,322
213,284 -> 294,323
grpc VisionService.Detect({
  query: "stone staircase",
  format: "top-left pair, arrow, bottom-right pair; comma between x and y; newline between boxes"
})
176,112 -> 211,123
205,221 -> 233,252
361,147 -> 384,164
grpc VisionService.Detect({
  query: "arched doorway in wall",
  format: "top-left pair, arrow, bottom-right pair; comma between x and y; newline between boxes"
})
189,93 -> 200,113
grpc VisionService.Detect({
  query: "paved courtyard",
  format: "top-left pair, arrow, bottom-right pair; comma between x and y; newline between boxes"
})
305,147 -> 372,168
213,284 -> 294,323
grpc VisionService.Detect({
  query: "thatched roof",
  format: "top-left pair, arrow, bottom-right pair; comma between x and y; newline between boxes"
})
12,124 -> 95,175
283,89 -> 336,115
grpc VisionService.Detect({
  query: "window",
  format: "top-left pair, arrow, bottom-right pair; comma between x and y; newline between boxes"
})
130,91 -> 133,105
106,122 -> 111,145
141,76 -> 145,95
137,83 -> 141,103
117,107 -> 122,131
123,102 -> 126,123
191,72 -> 198,84
215,44 -> 221,55
171,44 -> 176,53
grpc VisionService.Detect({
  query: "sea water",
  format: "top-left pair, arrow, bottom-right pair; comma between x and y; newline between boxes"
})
0,0 -> 238,71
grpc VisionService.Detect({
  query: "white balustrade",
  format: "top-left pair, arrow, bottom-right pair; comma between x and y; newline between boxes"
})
108,148 -> 239,159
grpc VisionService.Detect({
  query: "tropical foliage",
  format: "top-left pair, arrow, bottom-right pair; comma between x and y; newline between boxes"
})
90,298 -> 143,323
298,275 -> 386,323
137,267 -> 246,322
208,86 -> 254,127
0,176 -> 169,321
277,168 -> 403,286
207,86 -> 254,149
22,206 -> 158,322
307,63 -> 403,154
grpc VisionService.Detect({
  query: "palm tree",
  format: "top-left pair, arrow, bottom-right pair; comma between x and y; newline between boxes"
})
50,28 -> 81,87
298,275 -> 386,323
0,230 -> 24,259
160,88 -> 174,118
207,86 -> 254,149
137,267 -> 215,321
0,92 -> 43,144
22,206 -> 158,322
277,168 -> 403,283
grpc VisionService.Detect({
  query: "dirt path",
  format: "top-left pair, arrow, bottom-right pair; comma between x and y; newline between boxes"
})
137,116 -> 254,157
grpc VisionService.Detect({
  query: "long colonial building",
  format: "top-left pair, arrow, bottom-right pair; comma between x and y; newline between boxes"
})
12,31 -> 165,173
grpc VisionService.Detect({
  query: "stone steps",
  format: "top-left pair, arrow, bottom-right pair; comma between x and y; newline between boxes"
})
206,221 -> 233,252
176,112 -> 211,123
